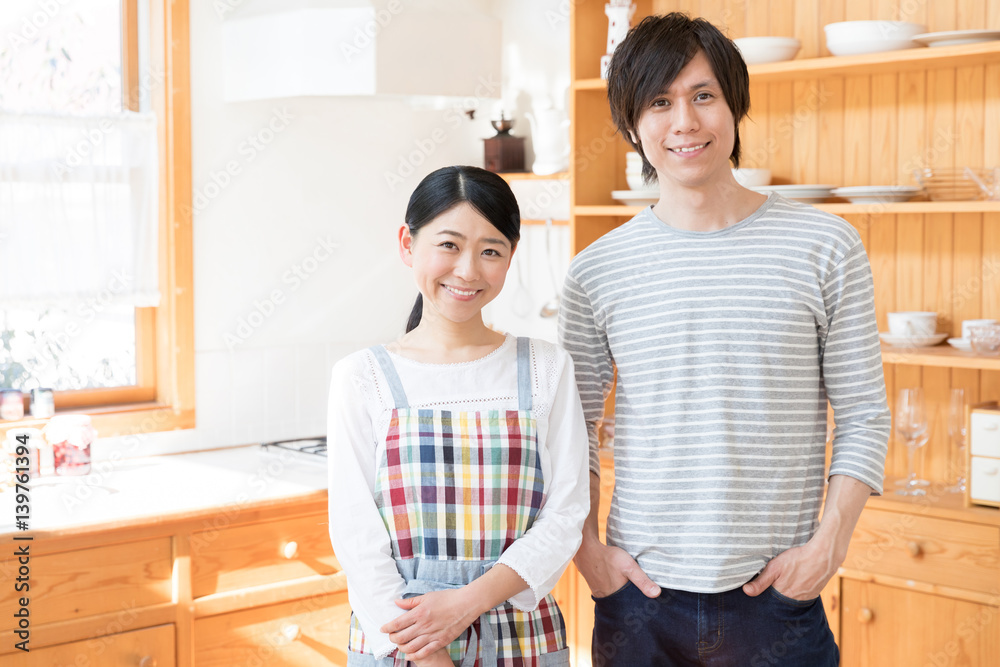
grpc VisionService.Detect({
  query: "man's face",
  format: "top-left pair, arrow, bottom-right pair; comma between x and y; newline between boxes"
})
632,50 -> 736,193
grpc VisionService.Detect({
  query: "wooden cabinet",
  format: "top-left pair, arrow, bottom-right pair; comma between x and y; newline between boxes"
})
841,579 -> 1000,666
0,499 -> 347,667
566,1 -> 1000,665
9,624 -> 175,667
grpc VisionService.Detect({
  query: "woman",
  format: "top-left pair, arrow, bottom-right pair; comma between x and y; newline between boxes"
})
327,165 -> 590,666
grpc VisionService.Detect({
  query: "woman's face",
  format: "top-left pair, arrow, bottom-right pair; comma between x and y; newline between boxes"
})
399,202 -> 514,326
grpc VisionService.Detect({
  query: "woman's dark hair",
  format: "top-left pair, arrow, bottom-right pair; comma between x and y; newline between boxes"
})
606,13 -> 751,182
403,165 -> 521,333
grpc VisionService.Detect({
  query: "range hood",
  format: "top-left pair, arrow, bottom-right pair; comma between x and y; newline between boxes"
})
222,1 -> 502,101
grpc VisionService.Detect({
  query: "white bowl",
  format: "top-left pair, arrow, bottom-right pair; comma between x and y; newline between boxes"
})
626,173 -> 655,191
887,311 -> 937,337
732,168 -> 771,187
824,21 -> 926,56
733,37 -> 801,64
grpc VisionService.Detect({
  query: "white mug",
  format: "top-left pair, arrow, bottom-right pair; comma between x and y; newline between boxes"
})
887,311 -> 937,337
962,319 -> 997,340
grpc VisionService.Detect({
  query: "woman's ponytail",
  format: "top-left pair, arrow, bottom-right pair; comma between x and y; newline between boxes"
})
405,293 -> 423,333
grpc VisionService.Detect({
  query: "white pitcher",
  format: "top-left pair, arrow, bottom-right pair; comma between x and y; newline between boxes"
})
525,106 -> 570,176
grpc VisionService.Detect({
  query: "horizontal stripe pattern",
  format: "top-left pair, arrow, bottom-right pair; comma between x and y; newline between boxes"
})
558,194 -> 890,593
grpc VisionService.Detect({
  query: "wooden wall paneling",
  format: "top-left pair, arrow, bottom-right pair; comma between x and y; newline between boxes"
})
954,64 -> 984,172
572,90 -> 620,206
843,76 -> 870,187
897,0 -> 928,27
871,0 -> 897,20
923,365 -> 953,483
744,0 -> 768,36
844,0 -> 870,22
697,0 -> 728,33
768,81 -> 794,182
923,214 -> 955,334
870,72 -> 897,186
956,0 -> 987,30
817,77 -> 844,186
953,213 -> 984,333
868,214 -> 896,334
794,0 -> 820,59
572,1 -> 610,81
896,71 -> 926,183
991,0 -> 1000,30
982,213 -> 1000,405
818,0 -> 845,57
717,0 -> 747,39
985,62 -> 1000,167
742,81 -> 769,169
791,78 -> 819,184
929,0 -> 957,32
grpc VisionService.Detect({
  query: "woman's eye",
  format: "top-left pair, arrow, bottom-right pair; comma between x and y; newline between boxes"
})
439,241 -> 457,249
483,249 -> 502,257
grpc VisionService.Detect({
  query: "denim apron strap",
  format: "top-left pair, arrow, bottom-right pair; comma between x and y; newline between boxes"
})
516,337 -> 532,412
368,346 -> 409,409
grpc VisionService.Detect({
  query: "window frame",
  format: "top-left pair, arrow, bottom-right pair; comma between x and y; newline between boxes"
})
1,0 -> 194,438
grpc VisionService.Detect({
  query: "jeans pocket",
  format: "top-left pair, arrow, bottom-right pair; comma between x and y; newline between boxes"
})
592,580 -> 635,602
768,586 -> 819,608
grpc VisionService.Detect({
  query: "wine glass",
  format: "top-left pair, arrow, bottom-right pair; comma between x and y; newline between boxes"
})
895,388 -> 929,496
945,388 -> 967,493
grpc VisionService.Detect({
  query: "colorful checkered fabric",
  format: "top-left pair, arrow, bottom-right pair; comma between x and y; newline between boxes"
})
376,409 -> 545,560
347,405 -> 567,664
348,595 -> 567,666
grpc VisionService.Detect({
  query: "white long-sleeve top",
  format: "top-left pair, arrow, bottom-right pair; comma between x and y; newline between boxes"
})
327,335 -> 590,658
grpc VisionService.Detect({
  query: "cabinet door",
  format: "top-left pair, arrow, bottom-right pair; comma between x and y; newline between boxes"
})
8,624 -> 174,667
841,579 -> 999,666
194,591 -> 351,666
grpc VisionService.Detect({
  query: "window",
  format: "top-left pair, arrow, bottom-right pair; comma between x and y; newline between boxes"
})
0,0 -> 193,435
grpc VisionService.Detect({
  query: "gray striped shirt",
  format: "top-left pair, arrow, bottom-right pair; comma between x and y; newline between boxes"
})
557,192 -> 891,593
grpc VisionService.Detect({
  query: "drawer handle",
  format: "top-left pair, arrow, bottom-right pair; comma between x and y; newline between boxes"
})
857,608 -> 874,624
985,467 -> 999,476
984,422 -> 999,431
139,658 -> 157,667
282,541 -> 299,559
282,624 -> 301,643
907,541 -> 922,557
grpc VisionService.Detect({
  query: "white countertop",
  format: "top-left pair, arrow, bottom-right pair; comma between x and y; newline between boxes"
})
0,445 -> 328,537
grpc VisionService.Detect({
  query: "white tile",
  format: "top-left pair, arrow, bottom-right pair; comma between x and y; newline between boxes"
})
231,348 -> 265,436
263,347 -> 298,426
195,350 -> 234,441
297,344 -> 331,429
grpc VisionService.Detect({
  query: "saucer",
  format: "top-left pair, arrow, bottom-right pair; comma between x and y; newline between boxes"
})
948,338 -> 973,351
879,332 -> 948,348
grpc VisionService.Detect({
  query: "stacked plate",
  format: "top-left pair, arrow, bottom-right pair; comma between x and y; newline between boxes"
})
612,190 -> 658,206
913,29 -> 1000,47
749,184 -> 835,203
830,185 -> 922,203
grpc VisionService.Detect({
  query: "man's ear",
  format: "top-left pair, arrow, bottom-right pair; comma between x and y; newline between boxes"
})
398,224 -> 414,267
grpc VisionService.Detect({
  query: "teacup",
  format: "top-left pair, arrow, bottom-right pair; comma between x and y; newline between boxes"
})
887,311 -> 937,337
962,318 -> 997,340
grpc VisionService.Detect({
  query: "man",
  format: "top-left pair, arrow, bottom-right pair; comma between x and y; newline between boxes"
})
558,13 -> 891,666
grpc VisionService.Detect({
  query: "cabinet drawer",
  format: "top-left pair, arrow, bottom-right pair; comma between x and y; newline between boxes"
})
194,590 -> 351,666
9,623 -> 174,667
1,537 -> 172,626
971,411 -> 1000,457
845,509 -> 1000,591
971,456 -> 1000,505
191,513 -> 340,598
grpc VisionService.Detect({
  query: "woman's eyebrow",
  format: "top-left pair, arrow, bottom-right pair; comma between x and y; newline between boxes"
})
436,229 -> 510,247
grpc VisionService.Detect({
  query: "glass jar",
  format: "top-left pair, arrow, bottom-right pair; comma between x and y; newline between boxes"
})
0,389 -> 25,420
42,414 -> 96,476
29,388 -> 55,418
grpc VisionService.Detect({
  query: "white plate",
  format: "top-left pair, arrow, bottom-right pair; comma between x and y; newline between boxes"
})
879,332 -> 948,348
913,30 -> 1000,47
948,337 -> 973,351
830,186 -> 922,203
611,190 -> 658,206
749,184 -> 836,202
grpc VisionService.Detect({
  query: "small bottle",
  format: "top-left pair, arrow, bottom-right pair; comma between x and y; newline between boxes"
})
0,389 -> 25,420
29,388 -> 55,418
43,414 -> 96,476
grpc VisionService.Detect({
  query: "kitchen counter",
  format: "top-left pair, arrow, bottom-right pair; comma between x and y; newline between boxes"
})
0,444 -> 328,539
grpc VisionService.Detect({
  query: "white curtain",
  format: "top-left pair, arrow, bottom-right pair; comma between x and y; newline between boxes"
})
0,111 -> 160,307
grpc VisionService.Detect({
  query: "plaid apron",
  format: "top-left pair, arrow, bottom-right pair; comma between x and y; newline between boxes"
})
347,338 -> 569,667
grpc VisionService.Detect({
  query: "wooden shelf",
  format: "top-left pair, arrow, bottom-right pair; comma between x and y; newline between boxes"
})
867,476 -> 1000,527
496,171 -> 569,182
573,41 -> 1000,90
522,218 -> 569,226
880,343 -> 1000,370
573,201 -> 1000,218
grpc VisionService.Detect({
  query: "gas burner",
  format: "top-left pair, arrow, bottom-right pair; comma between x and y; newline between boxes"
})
261,437 -> 327,458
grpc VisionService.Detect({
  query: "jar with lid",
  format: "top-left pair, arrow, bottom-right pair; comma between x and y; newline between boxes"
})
29,388 -> 55,418
0,389 -> 24,420
42,414 -> 96,476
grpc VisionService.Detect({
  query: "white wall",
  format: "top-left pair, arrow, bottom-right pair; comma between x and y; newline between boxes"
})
95,0 -> 571,459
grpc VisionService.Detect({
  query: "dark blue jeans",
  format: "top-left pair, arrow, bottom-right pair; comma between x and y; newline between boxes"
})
592,581 -> 839,667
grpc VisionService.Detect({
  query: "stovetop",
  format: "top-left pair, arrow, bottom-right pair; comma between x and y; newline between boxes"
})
261,436 -> 327,458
